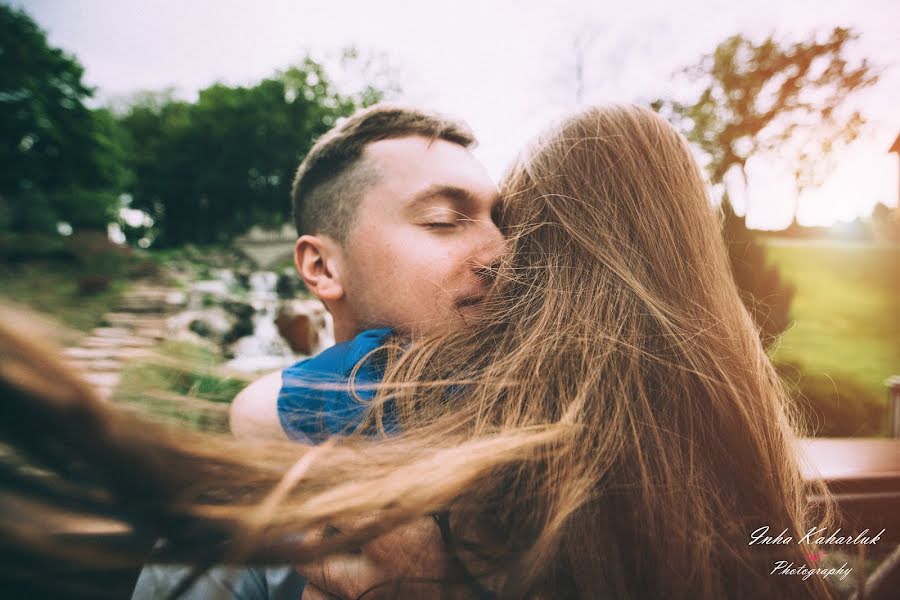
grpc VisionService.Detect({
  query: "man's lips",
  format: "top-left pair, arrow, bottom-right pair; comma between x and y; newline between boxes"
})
456,295 -> 486,309
456,296 -> 484,310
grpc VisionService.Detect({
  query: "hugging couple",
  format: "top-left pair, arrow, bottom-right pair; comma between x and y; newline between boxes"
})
9,103 -> 834,600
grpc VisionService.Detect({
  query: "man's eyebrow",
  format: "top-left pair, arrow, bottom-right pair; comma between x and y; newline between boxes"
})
404,184 -> 481,210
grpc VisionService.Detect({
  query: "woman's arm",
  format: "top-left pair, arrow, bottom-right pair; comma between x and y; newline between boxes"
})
297,516 -> 455,599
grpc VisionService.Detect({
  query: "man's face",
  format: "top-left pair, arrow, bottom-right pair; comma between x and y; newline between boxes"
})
340,136 -> 503,335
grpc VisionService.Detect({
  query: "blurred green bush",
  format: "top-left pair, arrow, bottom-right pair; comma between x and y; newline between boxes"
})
778,361 -> 887,437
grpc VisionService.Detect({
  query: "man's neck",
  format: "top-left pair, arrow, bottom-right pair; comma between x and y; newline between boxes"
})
332,320 -> 361,344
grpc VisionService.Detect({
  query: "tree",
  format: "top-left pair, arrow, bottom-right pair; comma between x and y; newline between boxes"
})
720,200 -> 794,343
0,5 -> 128,233
654,27 -> 878,218
871,202 -> 900,243
653,28 -> 878,343
119,56 -> 388,246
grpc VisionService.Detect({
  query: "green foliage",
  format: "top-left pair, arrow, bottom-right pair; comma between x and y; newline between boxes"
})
870,202 -> 900,243
655,27 -> 878,195
119,57 -> 386,246
722,202 -> 794,343
0,5 -> 130,233
778,361 -> 885,437
3,6 -> 389,245
767,240 -> 899,437
653,28 -> 879,342
112,341 -> 250,432
0,231 -> 75,262
766,241 -> 900,400
124,360 -> 247,404
0,255 -> 128,332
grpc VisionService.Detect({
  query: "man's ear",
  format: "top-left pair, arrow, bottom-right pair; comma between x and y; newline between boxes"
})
294,234 -> 345,303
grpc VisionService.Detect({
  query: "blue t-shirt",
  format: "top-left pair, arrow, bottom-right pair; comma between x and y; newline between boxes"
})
278,328 -> 395,442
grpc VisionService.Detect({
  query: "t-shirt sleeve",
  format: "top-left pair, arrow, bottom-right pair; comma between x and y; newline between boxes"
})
277,358 -> 335,443
276,328 -> 392,442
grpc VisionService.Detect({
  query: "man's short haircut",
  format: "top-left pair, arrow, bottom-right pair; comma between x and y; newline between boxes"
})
291,104 -> 476,244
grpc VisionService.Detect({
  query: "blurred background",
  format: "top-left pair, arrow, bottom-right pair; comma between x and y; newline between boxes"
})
1,0 -> 898,438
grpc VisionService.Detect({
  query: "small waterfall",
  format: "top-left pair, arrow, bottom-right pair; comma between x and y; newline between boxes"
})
226,271 -> 298,372
248,271 -> 277,298
174,268 -> 331,373
227,307 -> 298,372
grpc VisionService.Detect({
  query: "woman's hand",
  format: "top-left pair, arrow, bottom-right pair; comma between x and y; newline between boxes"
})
298,516 -> 449,599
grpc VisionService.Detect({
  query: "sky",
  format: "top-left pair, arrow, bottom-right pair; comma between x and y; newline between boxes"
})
13,0 -> 900,229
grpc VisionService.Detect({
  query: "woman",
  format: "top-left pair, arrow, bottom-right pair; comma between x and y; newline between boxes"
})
0,104 -> 834,599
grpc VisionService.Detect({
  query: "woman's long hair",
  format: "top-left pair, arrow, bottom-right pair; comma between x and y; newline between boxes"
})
367,104 -> 837,598
0,104 -> 834,599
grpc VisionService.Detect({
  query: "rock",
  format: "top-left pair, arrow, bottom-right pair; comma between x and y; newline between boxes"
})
276,271 -> 298,299
103,313 -> 168,329
81,336 -> 156,349
62,347 -> 149,361
165,291 -> 188,308
116,294 -> 169,313
82,373 -> 122,390
191,280 -> 231,297
92,327 -> 132,338
168,307 -> 235,347
61,273 -> 185,403
133,326 -> 166,340
275,299 -> 328,355
189,319 -> 214,338
224,315 -> 254,345
188,280 -> 231,309
223,300 -> 255,320
275,312 -> 314,354
66,359 -> 123,373
168,329 -> 221,353
234,269 -> 251,291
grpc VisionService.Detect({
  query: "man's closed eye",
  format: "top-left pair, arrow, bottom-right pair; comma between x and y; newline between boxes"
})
424,221 -> 458,229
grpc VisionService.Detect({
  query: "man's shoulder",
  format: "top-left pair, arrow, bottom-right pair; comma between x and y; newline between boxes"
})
288,327 -> 392,378
229,370 -> 288,440
279,328 -> 393,441
230,328 -> 393,441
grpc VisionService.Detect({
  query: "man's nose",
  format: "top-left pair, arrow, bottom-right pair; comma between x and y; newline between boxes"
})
470,221 -> 505,278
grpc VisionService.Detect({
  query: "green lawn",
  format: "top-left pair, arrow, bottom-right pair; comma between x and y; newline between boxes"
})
112,340 -> 250,432
0,260 -> 129,333
764,239 -> 900,401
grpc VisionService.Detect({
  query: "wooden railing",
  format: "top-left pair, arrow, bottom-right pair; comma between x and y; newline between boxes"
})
799,438 -> 900,599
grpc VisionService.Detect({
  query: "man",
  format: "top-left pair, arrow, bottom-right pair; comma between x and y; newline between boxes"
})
134,104 -> 504,599
230,103 -> 503,441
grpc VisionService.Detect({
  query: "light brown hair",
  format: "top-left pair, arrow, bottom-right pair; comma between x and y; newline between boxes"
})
292,103 -> 476,243
364,104 -> 837,598
1,105 -> 835,599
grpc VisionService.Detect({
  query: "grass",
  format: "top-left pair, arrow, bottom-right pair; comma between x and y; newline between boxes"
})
764,239 -> 900,405
0,238 -> 253,432
0,260 -> 129,333
6,235 -> 894,435
111,340 -> 250,432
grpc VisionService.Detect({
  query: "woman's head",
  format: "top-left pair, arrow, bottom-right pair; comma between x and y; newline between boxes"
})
374,104 -> 834,598
500,104 -> 736,323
